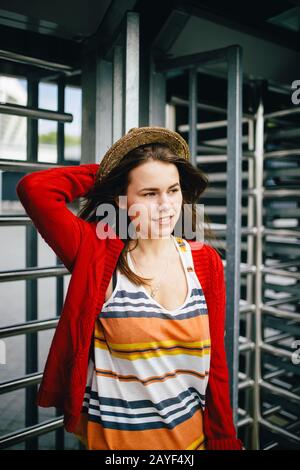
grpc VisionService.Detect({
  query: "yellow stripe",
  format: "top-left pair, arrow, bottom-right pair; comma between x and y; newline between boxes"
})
106,338 -> 211,351
175,236 -> 187,251
94,339 -> 211,360
186,434 -> 206,450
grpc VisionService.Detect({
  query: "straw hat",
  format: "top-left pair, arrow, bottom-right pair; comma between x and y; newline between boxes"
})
96,126 -> 190,182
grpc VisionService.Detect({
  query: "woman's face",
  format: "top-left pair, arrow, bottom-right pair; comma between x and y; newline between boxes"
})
122,160 -> 183,239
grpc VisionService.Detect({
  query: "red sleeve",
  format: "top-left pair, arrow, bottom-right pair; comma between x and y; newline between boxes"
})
16,163 -> 99,273
203,246 -> 244,450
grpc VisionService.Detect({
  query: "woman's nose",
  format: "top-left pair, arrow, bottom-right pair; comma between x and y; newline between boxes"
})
158,198 -> 171,212
159,192 -> 171,204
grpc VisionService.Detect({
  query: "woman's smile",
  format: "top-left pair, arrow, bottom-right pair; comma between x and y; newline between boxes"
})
153,214 -> 175,225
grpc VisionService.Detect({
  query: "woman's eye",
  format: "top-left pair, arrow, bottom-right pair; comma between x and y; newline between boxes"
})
144,189 -> 179,197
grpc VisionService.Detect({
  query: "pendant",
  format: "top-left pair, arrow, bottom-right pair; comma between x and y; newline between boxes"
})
150,287 -> 159,298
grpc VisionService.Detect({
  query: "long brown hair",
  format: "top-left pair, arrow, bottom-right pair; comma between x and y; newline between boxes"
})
77,143 -> 220,287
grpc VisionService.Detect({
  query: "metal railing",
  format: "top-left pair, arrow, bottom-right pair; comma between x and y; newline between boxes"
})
0,48 -> 80,450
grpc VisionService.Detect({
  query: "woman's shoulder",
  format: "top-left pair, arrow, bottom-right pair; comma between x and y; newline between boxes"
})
183,238 -> 224,271
182,237 -> 218,255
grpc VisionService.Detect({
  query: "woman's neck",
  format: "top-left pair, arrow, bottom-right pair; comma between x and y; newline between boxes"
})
128,235 -> 175,259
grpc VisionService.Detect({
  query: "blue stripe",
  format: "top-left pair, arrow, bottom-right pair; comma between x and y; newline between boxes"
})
99,287 -> 207,318
82,401 -> 201,430
98,309 -> 207,319
85,394 -> 198,420
101,296 -> 206,313
83,386 -> 206,410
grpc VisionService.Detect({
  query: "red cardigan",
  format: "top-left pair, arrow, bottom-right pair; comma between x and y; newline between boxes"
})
16,163 -> 244,450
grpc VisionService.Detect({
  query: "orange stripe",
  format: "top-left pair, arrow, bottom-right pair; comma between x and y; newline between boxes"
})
97,315 -> 210,346
73,406 -> 205,450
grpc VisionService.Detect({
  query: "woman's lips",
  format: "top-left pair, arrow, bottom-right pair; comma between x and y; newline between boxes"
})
153,215 -> 174,225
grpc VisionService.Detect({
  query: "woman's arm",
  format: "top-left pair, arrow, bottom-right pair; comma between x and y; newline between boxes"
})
16,163 -> 99,273
203,246 -> 244,450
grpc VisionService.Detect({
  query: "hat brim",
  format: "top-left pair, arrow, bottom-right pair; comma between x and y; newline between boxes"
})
96,126 -> 190,181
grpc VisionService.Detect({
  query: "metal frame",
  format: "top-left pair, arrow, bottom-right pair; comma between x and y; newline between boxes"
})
167,81 -> 256,447
253,97 -> 300,450
81,11 -> 140,163
167,78 -> 300,449
0,49 -> 78,450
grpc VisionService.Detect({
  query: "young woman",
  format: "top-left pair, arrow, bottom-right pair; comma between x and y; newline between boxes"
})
16,126 -> 244,450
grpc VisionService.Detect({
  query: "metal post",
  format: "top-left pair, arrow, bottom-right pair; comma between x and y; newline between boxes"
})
81,51 -> 112,164
226,45 -> 243,427
96,59 -> 113,159
112,46 -> 124,142
244,118 -> 256,448
55,76 -> 66,450
123,12 -> 140,133
252,99 -> 264,450
149,51 -> 166,126
188,67 -> 198,167
25,75 -> 39,450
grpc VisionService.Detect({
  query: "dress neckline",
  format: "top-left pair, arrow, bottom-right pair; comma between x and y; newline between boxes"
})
127,235 -> 192,314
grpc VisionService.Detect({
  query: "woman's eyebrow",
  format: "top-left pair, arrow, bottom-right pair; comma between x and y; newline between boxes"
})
139,182 -> 180,192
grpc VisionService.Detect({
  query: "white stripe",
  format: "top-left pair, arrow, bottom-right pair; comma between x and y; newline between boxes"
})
86,372 -> 209,404
85,392 -> 202,425
102,292 -> 207,309
93,348 -> 211,381
83,389 -> 202,415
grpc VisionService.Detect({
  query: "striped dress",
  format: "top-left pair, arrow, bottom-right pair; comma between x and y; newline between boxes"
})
73,235 -> 211,450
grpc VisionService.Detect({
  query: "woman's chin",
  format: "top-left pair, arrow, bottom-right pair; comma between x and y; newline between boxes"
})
148,225 -> 174,238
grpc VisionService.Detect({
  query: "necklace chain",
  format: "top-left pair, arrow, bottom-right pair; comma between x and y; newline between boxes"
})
129,238 -> 173,298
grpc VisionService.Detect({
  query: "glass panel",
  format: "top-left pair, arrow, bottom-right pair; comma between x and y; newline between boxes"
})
65,86 -> 81,162
38,82 -> 58,162
0,75 -> 27,161
38,119 -> 57,163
